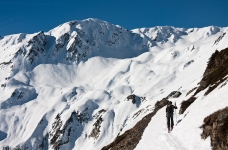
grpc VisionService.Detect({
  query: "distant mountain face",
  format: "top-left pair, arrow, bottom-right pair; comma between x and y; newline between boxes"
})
0,19 -> 228,150
0,19 -> 223,71
132,26 -> 222,49
0,19 -> 148,71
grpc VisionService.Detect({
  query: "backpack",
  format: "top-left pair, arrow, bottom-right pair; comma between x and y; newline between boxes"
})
166,105 -> 174,114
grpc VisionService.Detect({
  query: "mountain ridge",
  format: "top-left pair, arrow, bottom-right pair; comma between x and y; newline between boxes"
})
0,18 -> 228,149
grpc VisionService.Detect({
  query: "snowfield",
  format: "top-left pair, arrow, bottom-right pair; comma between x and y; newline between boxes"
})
0,18 -> 228,149
136,81 -> 228,150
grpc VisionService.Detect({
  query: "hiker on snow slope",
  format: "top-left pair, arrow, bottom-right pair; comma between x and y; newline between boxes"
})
166,101 -> 177,132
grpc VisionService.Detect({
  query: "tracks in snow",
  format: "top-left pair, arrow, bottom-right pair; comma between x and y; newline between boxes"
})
162,126 -> 189,150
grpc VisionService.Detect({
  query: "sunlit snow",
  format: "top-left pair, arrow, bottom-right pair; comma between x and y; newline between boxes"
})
0,18 -> 228,149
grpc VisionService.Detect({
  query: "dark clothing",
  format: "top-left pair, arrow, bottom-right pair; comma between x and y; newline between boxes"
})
166,104 -> 177,129
167,114 -> 174,129
166,105 -> 177,115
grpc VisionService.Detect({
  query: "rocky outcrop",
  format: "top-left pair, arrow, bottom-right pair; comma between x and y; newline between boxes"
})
201,107 -> 228,150
49,113 -> 63,149
101,98 -> 169,150
194,48 -> 228,96
0,60 -> 12,66
2,145 -> 29,150
0,88 -> 38,109
186,87 -> 197,96
213,33 -> 226,46
126,94 -> 145,105
179,48 -> 228,115
55,33 -> 70,55
179,97 -> 197,114
28,32 -> 46,62
167,91 -> 182,98
126,94 -> 137,104
89,116 -> 103,139
89,109 -> 106,139
26,31 -> 47,64
66,34 -> 90,61
49,108 -> 90,150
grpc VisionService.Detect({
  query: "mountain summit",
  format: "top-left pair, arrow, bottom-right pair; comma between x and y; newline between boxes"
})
0,19 -> 228,150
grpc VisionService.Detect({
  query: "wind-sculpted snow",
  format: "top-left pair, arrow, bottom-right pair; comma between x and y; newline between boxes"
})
0,87 -> 38,109
0,19 -> 228,149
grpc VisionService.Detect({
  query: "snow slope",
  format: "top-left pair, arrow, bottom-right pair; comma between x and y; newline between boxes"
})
0,18 -> 228,149
135,82 -> 228,150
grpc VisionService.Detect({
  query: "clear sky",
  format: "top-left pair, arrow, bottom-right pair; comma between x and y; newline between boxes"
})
0,0 -> 228,36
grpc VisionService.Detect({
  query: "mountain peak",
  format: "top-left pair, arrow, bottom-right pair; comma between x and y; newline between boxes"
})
0,19 -> 228,150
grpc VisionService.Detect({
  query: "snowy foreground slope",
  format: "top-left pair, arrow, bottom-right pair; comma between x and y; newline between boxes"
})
0,18 -> 228,149
135,79 -> 228,150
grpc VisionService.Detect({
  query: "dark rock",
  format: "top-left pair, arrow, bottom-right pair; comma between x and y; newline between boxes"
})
93,109 -> 106,119
127,94 -> 136,104
50,113 -> 63,149
213,33 -> 226,46
1,84 -> 6,88
89,116 -> 103,139
26,31 -> 46,64
126,94 -> 142,106
199,81 -> 207,88
194,48 -> 228,96
0,60 -> 12,66
167,91 -> 182,98
201,107 -> 228,150
69,21 -> 77,27
50,108 -> 90,150
186,87 -> 197,96
55,33 -> 70,55
66,34 -> 89,61
179,97 -> 197,114
90,109 -> 106,139
155,98 -> 169,109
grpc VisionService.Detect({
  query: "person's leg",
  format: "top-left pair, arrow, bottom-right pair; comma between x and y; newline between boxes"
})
167,115 -> 170,130
171,114 -> 174,130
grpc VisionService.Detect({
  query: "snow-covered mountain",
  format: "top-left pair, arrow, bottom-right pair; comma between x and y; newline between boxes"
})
0,18 -> 228,150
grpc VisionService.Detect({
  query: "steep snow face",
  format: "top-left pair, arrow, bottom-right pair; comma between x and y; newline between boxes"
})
0,19 -> 228,149
0,18 -> 148,74
48,18 -> 149,61
132,26 -> 188,44
132,26 -> 222,50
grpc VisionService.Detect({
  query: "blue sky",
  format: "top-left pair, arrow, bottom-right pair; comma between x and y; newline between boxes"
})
0,0 -> 227,36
